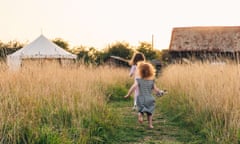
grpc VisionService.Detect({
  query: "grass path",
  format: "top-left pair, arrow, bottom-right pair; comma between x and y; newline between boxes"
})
110,100 -> 198,144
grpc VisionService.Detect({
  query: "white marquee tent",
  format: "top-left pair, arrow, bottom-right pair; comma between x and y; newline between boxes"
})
7,34 -> 77,70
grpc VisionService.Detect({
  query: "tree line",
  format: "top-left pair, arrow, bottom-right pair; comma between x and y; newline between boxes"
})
0,38 -> 171,65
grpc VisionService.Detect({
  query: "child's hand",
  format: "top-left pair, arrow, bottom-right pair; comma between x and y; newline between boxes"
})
156,90 -> 167,97
124,95 -> 129,98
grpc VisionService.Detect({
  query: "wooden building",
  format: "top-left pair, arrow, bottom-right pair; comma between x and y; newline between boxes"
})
169,26 -> 240,63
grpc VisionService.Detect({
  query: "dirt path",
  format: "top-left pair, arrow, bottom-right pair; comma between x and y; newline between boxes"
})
112,101 -> 194,144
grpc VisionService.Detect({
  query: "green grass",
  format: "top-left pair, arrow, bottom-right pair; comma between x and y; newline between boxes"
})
107,98 -> 204,144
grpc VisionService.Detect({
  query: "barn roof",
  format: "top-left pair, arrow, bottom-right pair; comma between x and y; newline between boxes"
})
169,26 -> 240,52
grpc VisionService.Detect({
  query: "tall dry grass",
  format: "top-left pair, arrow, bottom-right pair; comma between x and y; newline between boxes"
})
159,63 -> 240,143
0,62 -> 130,143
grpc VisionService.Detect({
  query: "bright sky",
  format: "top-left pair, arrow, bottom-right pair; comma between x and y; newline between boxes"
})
0,0 -> 239,50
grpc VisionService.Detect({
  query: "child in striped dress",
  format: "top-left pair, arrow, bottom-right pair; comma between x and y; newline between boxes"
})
124,61 -> 163,129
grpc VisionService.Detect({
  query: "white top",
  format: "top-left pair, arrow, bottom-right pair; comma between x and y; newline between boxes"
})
129,65 -> 137,77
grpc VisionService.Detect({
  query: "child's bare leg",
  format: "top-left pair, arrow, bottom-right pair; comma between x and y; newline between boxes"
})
134,95 -> 137,106
147,114 -> 153,128
138,112 -> 143,124
132,95 -> 137,110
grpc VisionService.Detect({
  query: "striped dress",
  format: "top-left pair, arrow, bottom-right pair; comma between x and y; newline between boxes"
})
136,79 -> 155,114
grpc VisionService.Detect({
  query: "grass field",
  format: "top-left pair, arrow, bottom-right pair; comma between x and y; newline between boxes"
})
159,63 -> 240,143
0,63 -> 130,143
0,62 -> 240,143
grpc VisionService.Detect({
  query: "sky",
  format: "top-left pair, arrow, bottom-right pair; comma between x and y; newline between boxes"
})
0,0 -> 240,50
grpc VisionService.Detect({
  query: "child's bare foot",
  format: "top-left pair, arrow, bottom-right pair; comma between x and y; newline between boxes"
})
138,113 -> 143,124
149,125 -> 154,129
132,105 -> 137,111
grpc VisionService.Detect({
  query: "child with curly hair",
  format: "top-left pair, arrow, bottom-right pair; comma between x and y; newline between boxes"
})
124,61 -> 163,129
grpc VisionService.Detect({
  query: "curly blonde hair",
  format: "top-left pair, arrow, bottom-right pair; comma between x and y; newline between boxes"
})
137,61 -> 156,79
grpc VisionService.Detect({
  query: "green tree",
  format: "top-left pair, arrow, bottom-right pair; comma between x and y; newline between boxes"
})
76,46 -> 90,63
0,40 -> 24,60
52,38 -> 69,51
75,46 -> 103,65
88,47 -> 103,65
136,41 -> 160,60
103,41 -> 133,62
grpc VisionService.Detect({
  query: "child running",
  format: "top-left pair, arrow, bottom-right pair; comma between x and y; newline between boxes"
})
124,61 -> 162,129
128,52 -> 145,110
